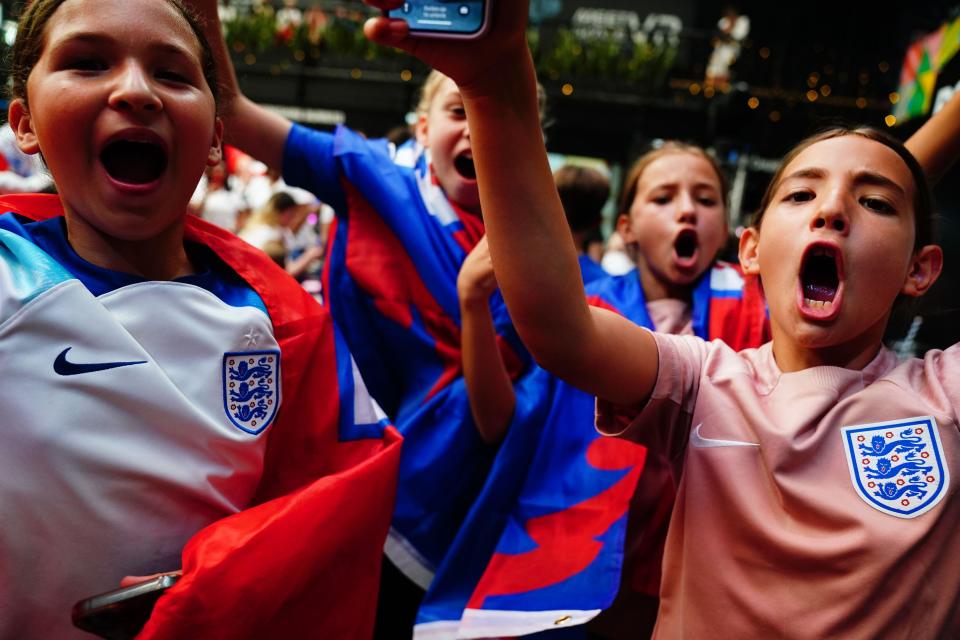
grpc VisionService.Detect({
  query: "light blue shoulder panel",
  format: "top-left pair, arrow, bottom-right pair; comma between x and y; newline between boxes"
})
0,228 -> 73,308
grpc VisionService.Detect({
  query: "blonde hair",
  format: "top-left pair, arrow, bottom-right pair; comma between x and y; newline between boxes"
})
415,69 -> 548,125
247,191 -> 297,228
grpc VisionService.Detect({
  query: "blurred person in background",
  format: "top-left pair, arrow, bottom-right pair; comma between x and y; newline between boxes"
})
555,164 -> 611,285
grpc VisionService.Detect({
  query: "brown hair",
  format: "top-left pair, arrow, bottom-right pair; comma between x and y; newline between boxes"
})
9,0 -> 220,110
619,143 -> 729,214
554,164 -> 609,233
750,127 -> 935,249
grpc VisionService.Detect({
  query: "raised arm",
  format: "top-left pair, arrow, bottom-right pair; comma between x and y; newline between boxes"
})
363,1 -> 657,406
457,237 -> 515,444
191,0 -> 291,170
906,89 -> 960,185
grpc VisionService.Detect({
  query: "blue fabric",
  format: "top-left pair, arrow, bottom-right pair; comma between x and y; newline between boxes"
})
283,124 -> 540,578
0,225 -> 72,306
414,268 -> 718,636
577,254 -> 608,286
0,213 -> 267,314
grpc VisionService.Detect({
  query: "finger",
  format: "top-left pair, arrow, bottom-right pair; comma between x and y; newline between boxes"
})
363,16 -> 411,49
363,0 -> 405,10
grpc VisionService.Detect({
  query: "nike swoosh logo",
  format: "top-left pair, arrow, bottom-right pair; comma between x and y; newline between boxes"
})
689,423 -> 760,448
54,347 -> 148,376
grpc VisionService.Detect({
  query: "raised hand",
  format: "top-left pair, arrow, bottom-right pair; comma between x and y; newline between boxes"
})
457,235 -> 498,305
361,0 -> 531,94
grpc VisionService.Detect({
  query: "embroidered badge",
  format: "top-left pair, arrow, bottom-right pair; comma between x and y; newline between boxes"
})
222,351 -> 281,435
842,416 -> 949,519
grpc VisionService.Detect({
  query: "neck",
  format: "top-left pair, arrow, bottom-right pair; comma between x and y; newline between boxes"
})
64,214 -> 194,281
636,260 -> 692,302
769,318 -> 889,373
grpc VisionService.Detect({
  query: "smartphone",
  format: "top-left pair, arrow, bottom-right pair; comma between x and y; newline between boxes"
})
387,1 -> 491,39
71,573 -> 180,640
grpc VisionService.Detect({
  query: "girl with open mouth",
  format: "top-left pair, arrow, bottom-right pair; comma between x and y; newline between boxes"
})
361,1 -> 960,638
0,0 -> 398,637
189,0 -> 553,633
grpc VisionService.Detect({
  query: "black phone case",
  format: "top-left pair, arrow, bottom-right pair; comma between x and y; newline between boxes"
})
71,574 -> 179,640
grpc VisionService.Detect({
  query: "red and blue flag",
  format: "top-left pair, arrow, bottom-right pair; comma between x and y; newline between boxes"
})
415,263 -> 768,638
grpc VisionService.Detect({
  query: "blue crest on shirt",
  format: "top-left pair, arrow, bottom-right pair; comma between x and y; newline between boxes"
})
842,416 -> 949,519
222,350 -> 281,435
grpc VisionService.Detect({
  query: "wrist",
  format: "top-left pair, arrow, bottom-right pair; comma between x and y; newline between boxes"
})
458,44 -> 538,109
459,287 -> 493,310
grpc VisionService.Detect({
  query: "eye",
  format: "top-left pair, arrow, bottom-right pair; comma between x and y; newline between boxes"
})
67,57 -> 108,72
652,194 -> 672,205
156,68 -> 190,84
861,196 -> 895,214
698,197 -> 718,206
785,190 -> 814,203
449,106 -> 466,118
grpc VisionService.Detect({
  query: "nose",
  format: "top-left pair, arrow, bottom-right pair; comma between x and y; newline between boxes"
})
676,190 -> 697,224
108,61 -> 161,113
811,187 -> 850,234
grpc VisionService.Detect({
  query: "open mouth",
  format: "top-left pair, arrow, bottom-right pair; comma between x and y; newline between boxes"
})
453,153 -> 476,180
100,139 -> 167,186
800,245 -> 841,310
674,229 -> 699,265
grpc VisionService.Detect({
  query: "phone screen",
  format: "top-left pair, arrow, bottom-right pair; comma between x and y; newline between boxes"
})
388,1 -> 488,37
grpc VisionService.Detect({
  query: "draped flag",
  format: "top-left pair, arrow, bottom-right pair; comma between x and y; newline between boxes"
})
894,14 -> 960,122
0,194 -> 402,640
414,263 -> 769,638
280,125 -> 543,585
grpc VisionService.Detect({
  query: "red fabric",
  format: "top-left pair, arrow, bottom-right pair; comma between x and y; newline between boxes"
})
708,268 -> 770,351
0,194 -> 402,640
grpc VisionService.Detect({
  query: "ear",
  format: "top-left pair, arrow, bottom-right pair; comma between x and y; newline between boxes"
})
206,117 -> 225,167
614,213 -> 634,242
738,226 -> 761,275
900,244 -> 943,298
414,114 -> 429,147
8,99 -> 41,155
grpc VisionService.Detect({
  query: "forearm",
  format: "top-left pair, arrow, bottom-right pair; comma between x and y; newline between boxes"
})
906,89 -> 960,185
285,247 -> 321,279
460,297 -> 516,444
192,0 -> 291,170
359,2 -> 659,406
460,52 -> 594,375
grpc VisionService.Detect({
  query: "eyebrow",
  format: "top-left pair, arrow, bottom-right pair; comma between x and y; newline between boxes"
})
50,32 -> 196,61
648,181 -> 720,192
780,166 -> 907,197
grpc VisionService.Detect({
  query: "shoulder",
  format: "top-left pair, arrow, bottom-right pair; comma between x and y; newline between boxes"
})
892,344 -> 960,389
0,216 -> 74,324
656,332 -> 768,388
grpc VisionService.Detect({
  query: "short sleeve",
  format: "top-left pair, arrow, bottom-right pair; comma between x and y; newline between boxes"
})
597,331 -> 711,456
919,344 -> 960,426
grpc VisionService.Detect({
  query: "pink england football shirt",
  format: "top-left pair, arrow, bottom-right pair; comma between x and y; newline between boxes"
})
646,298 -> 693,337
598,332 -> 960,639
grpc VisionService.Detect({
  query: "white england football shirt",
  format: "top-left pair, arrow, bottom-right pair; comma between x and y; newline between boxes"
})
0,214 -> 282,639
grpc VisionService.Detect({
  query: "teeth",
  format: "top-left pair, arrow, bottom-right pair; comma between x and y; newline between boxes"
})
804,299 -> 833,309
